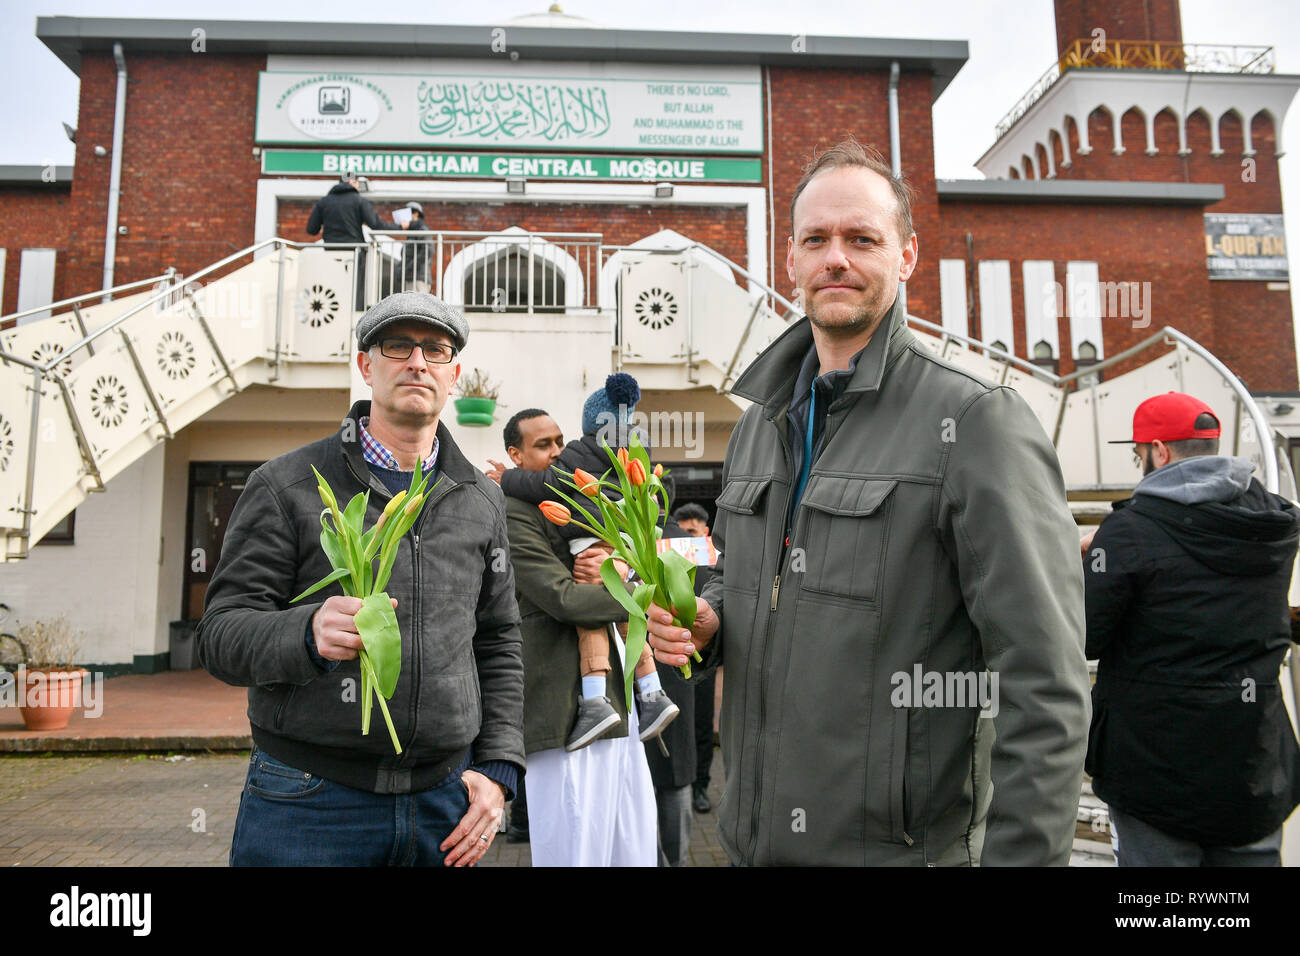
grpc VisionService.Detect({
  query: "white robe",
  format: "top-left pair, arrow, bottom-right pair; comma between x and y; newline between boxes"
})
526,627 -> 658,867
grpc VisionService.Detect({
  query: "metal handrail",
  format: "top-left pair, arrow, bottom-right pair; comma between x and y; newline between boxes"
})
0,269 -> 176,331
42,238 -> 296,372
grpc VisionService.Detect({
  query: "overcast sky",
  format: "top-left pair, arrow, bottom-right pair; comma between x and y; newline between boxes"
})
3,0 -> 1298,325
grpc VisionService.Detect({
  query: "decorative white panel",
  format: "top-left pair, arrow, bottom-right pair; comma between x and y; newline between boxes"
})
64,338 -> 156,462
28,379 -> 91,542
1022,260 -> 1060,357
17,249 -> 56,324
189,256 -> 279,370
0,313 -> 87,379
289,249 -> 353,362
125,308 -> 225,415
0,360 -> 34,528
1066,261 -> 1104,359
977,260 -> 1014,352
939,259 -> 968,338
619,254 -> 688,363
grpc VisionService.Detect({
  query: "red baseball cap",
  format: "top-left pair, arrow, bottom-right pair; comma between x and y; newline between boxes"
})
1112,392 -> 1221,444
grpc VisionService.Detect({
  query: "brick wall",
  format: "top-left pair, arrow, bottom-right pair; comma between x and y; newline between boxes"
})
1055,106 -> 1283,214
766,67 -> 940,319
275,198 -> 750,268
0,184 -> 72,316
1053,0 -> 1183,55
937,199 -> 1225,379
61,52 -> 265,298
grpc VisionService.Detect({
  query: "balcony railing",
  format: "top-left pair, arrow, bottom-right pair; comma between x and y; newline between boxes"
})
995,40 -> 1275,140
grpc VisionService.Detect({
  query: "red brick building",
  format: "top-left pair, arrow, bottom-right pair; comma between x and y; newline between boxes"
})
0,4 -> 1295,670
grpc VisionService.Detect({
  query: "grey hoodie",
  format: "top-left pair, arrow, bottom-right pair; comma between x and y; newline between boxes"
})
1134,454 -> 1254,505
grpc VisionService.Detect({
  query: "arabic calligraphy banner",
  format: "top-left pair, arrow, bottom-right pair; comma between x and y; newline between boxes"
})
255,62 -> 763,153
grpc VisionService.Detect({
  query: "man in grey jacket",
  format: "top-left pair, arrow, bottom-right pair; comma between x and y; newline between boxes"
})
199,292 -> 524,867
647,140 -> 1090,866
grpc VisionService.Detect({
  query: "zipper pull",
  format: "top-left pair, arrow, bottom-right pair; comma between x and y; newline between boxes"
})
771,573 -> 781,611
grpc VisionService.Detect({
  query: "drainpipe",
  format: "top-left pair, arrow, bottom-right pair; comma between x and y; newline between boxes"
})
102,42 -> 127,302
888,60 -> 906,314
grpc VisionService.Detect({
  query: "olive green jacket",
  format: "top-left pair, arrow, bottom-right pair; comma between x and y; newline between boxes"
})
697,295 -> 1090,866
504,497 -> 633,755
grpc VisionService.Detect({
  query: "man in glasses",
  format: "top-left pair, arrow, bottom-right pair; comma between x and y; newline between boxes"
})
1083,392 -> 1300,865
199,291 -> 524,867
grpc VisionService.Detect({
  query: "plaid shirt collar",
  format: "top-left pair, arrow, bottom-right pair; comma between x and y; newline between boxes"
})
358,416 -> 439,473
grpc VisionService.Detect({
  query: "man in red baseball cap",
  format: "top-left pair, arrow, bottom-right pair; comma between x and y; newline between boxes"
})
1083,391 -> 1300,866
1115,391 -> 1223,477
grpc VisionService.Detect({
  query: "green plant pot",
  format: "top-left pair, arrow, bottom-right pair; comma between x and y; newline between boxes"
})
455,397 -> 497,427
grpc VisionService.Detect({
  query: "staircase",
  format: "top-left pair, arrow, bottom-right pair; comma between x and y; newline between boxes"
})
2,230 -> 1297,864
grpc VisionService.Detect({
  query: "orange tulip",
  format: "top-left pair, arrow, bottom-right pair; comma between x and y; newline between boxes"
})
617,447 -> 630,469
627,459 -> 647,486
539,501 -> 571,526
573,468 -> 600,497
652,463 -> 663,477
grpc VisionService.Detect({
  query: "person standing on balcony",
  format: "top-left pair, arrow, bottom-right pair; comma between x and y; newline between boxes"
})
646,139 -> 1091,866
395,202 -> 434,294
306,172 -> 385,310
198,292 -> 524,866
1082,392 -> 1300,866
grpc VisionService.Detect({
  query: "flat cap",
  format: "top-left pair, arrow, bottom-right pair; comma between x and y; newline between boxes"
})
355,291 -> 469,352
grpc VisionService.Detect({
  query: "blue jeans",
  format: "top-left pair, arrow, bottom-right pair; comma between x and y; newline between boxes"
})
229,746 -> 472,866
1108,806 -> 1283,867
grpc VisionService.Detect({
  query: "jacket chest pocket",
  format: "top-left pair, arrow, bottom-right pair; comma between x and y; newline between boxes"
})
714,475 -> 777,557
795,475 -> 898,604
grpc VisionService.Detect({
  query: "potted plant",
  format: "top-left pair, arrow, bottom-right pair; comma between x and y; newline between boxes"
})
14,616 -> 88,732
453,368 -> 501,427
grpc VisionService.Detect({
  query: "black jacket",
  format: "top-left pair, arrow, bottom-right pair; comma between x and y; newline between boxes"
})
306,182 -> 384,244
197,400 -> 525,794
1084,460 -> 1300,845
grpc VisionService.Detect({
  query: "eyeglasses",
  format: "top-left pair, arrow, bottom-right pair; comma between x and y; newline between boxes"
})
378,338 -> 458,364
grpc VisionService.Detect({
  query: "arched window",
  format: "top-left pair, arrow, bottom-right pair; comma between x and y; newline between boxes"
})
463,246 -> 566,313
442,227 -> 585,313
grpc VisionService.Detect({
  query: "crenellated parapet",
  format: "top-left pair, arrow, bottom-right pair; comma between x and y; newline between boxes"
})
978,50 -> 1300,180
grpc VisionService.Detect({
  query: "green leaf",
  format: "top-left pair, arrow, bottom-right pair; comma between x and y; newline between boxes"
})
289,566 -> 353,603
659,548 -> 698,627
621,583 -> 656,710
342,491 -> 369,536
360,657 -> 372,735
354,592 -> 402,698
599,557 -> 650,623
627,430 -> 652,472
623,613 -> 648,711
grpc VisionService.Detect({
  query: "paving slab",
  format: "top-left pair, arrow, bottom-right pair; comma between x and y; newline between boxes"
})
0,670 -> 250,752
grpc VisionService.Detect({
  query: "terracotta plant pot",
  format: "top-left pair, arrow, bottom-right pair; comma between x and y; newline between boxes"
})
17,669 -> 88,731
454,396 -> 497,427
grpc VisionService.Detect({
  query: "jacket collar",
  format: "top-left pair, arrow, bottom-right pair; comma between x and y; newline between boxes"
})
730,293 -> 912,410
341,400 -> 477,496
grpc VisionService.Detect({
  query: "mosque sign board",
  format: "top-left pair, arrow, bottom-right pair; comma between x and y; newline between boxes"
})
1205,213 -> 1289,281
260,149 -> 763,183
256,60 -> 763,153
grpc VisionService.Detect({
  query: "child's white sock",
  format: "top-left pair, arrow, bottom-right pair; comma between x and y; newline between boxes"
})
581,675 -> 606,699
635,671 -> 662,698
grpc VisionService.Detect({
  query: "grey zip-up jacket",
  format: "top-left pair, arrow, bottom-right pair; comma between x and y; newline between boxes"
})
697,296 -> 1090,866
198,400 -> 524,795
